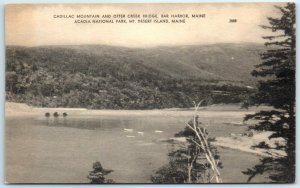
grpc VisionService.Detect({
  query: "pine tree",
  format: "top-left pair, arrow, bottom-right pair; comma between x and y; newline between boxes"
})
87,161 -> 114,183
243,3 -> 295,183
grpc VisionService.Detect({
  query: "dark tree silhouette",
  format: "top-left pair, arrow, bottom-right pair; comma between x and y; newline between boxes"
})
87,161 -> 114,183
243,3 -> 295,183
151,116 -> 222,183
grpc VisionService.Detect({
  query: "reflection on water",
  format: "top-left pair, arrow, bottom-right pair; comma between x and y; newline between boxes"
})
6,113 -> 269,183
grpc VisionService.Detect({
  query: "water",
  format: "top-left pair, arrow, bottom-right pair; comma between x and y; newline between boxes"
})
5,112 -> 269,183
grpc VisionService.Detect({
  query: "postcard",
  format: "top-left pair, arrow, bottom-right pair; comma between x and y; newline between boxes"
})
5,2 -> 296,183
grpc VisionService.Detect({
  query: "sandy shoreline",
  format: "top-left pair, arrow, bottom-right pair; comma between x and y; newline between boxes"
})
211,132 -> 286,158
6,102 -> 268,118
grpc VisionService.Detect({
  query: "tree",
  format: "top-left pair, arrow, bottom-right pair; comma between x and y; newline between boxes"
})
87,161 -> 114,183
151,126 -> 222,184
152,102 -> 222,183
243,3 -> 295,183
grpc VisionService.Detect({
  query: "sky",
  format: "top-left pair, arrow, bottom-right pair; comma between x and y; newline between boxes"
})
5,3 -> 285,47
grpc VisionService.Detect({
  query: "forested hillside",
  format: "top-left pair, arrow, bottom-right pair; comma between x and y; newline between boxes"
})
6,44 -> 263,109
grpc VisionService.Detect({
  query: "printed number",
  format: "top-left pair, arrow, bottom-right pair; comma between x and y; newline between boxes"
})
229,19 -> 237,23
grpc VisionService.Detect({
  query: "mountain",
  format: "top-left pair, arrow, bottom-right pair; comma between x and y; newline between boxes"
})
6,43 -> 263,109
59,43 -> 265,82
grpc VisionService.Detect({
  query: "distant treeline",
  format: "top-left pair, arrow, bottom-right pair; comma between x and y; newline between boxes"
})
6,46 -> 254,109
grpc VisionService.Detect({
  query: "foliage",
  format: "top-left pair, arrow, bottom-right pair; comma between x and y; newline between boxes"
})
151,117 -> 222,183
6,46 -> 254,109
87,161 -> 114,183
243,3 -> 295,183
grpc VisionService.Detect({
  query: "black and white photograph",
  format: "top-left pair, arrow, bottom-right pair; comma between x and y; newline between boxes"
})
4,2 -> 296,183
